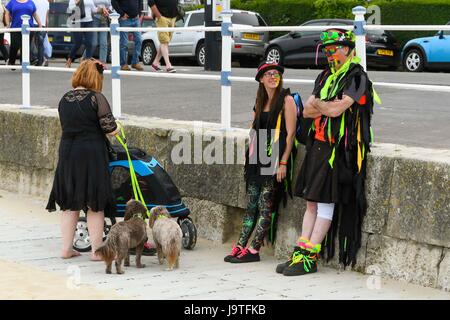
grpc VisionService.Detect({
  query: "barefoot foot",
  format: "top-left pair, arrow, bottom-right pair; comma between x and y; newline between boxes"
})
90,253 -> 103,261
61,250 -> 81,259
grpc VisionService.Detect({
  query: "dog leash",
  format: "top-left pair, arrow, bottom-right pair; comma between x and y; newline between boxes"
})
114,123 -> 150,219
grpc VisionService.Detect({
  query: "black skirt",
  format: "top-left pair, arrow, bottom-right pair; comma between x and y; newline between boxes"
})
46,135 -> 116,217
294,140 -> 339,203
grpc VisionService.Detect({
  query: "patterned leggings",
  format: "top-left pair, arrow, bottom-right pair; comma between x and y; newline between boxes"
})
237,179 -> 276,251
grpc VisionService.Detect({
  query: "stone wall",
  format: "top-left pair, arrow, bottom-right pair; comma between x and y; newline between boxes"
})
1,104 -> 449,291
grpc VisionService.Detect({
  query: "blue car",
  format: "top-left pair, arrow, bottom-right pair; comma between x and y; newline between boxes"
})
402,21 -> 450,72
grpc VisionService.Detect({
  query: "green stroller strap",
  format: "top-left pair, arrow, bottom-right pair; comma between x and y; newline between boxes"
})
115,126 -> 150,218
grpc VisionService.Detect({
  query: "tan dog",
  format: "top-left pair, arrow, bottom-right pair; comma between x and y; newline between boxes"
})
149,206 -> 182,271
95,200 -> 148,274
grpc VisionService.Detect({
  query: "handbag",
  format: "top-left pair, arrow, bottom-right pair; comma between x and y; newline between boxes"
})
43,34 -> 52,59
104,135 -> 118,162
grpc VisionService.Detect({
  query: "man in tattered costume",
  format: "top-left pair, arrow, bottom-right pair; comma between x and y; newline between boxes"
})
277,28 -> 381,276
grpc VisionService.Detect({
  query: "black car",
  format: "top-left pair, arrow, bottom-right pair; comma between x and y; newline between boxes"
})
264,19 -> 401,70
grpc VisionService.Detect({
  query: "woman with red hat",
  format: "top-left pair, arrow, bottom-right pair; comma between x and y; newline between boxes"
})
224,62 -> 297,263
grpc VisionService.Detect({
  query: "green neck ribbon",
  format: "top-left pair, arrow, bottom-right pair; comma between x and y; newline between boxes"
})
320,54 -> 361,100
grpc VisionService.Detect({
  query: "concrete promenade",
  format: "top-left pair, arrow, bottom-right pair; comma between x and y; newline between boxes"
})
0,190 -> 448,300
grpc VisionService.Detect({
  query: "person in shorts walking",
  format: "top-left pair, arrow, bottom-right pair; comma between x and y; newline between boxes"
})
148,0 -> 178,73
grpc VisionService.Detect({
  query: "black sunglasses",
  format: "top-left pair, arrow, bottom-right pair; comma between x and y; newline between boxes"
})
90,58 -> 106,74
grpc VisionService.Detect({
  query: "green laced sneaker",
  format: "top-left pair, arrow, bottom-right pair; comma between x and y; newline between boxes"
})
276,246 -> 301,274
282,247 -> 319,277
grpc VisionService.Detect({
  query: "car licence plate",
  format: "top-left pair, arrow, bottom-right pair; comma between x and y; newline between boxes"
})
377,49 -> 394,56
243,33 -> 261,41
64,36 -> 71,42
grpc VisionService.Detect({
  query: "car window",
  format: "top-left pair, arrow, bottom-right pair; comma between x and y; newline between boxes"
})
256,14 -> 267,27
175,17 -> 185,28
328,21 -> 351,26
444,22 -> 450,35
231,12 -> 260,26
367,29 -> 385,36
188,13 -> 204,26
141,19 -> 155,28
49,13 -> 68,27
295,21 -> 328,37
331,20 -> 387,37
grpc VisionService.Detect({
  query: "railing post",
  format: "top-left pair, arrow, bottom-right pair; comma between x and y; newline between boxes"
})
109,13 -> 122,118
220,8 -> 233,130
21,15 -> 31,108
352,6 -> 367,71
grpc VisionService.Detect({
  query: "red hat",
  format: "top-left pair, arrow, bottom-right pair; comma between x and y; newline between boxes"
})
255,62 -> 284,82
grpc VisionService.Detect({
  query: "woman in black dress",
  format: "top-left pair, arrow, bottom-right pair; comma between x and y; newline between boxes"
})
46,59 -> 119,260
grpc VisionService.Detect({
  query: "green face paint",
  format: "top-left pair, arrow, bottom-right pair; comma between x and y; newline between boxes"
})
274,77 -> 280,87
327,58 -> 340,70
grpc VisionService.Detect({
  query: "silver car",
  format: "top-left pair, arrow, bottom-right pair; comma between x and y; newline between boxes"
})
141,9 -> 269,67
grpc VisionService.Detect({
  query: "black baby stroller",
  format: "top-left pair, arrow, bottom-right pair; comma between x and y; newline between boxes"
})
72,141 -> 197,252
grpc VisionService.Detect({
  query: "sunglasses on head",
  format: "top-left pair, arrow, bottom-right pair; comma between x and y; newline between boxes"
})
90,58 -> 106,74
320,31 -> 342,42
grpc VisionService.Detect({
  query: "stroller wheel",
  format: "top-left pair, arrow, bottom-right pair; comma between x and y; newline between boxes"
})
73,217 -> 91,252
72,217 -> 116,253
179,217 -> 197,250
104,217 -> 116,235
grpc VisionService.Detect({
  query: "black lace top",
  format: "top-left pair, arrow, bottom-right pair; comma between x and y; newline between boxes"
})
47,89 -> 118,218
59,89 -> 118,138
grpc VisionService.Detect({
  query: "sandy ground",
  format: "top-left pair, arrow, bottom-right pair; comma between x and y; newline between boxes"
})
0,191 -> 122,299
0,259 -> 123,299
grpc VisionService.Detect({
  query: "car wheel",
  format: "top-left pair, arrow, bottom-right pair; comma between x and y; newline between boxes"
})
403,49 -> 424,72
142,41 -> 156,65
195,42 -> 205,67
265,46 -> 283,64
